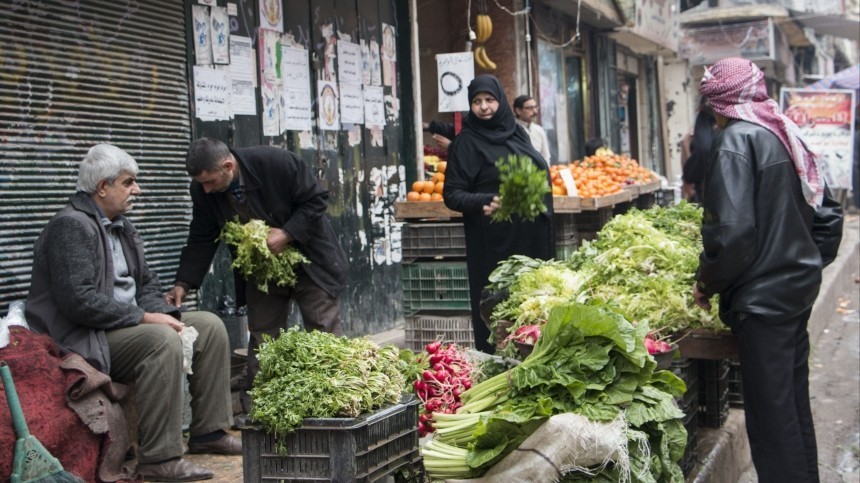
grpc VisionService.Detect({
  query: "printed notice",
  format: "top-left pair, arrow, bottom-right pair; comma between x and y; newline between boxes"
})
192,6 -> 212,65
280,46 -> 312,131
363,85 -> 385,127
210,6 -> 230,64
318,80 -> 340,130
229,36 -> 256,116
337,40 -> 362,85
193,66 -> 229,121
340,82 -> 364,125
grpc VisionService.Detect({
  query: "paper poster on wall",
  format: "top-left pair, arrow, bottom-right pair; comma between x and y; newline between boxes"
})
193,66 -> 229,121
210,6 -> 230,64
228,36 -> 256,116
259,28 -> 280,83
259,0 -> 283,33
261,81 -> 280,136
370,37 -> 381,86
781,88 -> 856,189
321,24 -> 337,83
360,39 -> 371,86
340,83 -> 364,125
363,85 -> 385,127
318,81 -> 340,131
381,23 -> 396,87
192,6 -> 212,65
280,46 -> 312,131
436,52 -> 474,113
337,40 -> 362,85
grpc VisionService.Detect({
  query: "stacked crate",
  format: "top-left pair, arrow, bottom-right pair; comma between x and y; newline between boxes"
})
671,358 -> 700,477
698,359 -> 730,428
401,221 -> 474,351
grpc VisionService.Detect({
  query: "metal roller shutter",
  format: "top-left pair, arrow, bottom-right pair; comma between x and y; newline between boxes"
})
0,0 -> 191,312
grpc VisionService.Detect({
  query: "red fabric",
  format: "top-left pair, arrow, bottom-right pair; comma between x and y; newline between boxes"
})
0,328 -> 100,482
700,57 -> 824,208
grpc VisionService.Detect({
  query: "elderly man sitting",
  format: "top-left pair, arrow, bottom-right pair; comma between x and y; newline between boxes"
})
25,144 -> 240,482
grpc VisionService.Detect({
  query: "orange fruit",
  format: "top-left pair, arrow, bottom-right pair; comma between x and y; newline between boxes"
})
432,172 -> 445,184
406,191 -> 420,201
430,192 -> 443,201
419,192 -> 432,201
412,181 -> 424,193
434,181 -> 444,194
422,181 -> 435,194
551,185 -> 566,196
437,161 -> 447,174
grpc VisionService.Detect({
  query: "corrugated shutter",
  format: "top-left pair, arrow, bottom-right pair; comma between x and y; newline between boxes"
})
0,0 -> 191,312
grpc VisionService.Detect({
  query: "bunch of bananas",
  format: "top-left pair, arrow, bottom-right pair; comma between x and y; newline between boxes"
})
473,13 -> 496,71
475,13 -> 493,43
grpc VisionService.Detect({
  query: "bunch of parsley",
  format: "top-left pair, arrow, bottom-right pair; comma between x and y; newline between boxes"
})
491,154 -> 550,223
220,218 -> 309,293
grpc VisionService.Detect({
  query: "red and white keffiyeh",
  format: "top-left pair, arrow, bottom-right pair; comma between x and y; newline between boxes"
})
701,57 -> 824,208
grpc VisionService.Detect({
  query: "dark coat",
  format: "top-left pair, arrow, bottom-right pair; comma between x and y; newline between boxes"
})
25,193 -> 179,373
175,146 -> 348,299
442,75 -> 554,351
696,120 -> 843,324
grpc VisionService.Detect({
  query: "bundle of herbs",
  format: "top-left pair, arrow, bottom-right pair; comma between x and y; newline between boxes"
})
221,218 -> 309,293
420,302 -> 688,481
249,328 -> 404,451
491,154 -> 551,223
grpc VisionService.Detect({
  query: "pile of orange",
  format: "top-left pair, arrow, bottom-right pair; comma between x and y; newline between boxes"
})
549,153 -> 657,198
406,161 -> 447,202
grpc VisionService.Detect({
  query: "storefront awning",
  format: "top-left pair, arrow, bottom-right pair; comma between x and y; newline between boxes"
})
542,0 -> 624,30
790,12 -> 860,42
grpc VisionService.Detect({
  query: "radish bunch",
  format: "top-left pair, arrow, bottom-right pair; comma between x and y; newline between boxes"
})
413,341 -> 475,437
644,334 -> 673,354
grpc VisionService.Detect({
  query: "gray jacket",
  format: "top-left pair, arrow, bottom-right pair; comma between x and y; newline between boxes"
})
26,193 -> 180,373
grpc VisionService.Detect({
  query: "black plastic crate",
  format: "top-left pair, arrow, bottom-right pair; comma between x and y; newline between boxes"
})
401,223 -> 466,260
402,262 -> 471,312
698,385 -> 729,429
670,358 -> 699,388
699,360 -> 730,407
636,192 -> 657,210
404,313 -> 474,351
242,396 -> 420,482
554,213 -> 578,244
573,208 -> 613,231
612,200 -> 634,216
677,375 -> 699,413
681,444 -> 697,477
728,360 -> 744,408
654,188 -> 675,207
554,242 -> 579,261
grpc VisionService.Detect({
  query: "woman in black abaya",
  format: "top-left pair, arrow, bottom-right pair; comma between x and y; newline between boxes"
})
443,75 -> 554,353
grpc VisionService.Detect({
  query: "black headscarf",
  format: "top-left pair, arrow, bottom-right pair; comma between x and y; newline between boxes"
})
462,75 -> 546,165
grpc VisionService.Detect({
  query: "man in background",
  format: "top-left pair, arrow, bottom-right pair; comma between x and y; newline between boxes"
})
513,95 -> 551,164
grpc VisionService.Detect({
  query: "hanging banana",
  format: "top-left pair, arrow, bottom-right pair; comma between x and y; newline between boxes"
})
476,14 -> 493,43
473,45 -> 496,71
474,45 -> 488,70
478,45 -> 496,70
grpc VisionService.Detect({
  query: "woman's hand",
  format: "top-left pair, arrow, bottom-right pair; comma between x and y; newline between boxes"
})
483,196 -> 500,216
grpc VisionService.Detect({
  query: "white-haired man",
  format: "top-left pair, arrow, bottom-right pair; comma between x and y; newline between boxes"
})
26,144 -> 240,481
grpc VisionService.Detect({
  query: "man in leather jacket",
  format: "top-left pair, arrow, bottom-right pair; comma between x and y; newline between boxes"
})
692,58 -> 843,483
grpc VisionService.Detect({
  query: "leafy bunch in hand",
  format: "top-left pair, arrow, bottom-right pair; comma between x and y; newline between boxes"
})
491,154 -> 550,223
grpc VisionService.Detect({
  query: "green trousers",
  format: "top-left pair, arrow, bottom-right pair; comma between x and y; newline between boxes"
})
105,311 -> 233,463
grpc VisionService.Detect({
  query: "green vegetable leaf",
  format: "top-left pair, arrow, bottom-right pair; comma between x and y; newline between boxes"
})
491,154 -> 550,223
220,218 -> 309,293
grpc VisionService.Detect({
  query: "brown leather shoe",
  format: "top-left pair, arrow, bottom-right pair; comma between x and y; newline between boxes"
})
187,434 -> 242,455
137,458 -> 213,482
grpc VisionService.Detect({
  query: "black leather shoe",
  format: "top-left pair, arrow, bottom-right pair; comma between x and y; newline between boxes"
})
137,458 -> 214,482
187,434 -> 242,455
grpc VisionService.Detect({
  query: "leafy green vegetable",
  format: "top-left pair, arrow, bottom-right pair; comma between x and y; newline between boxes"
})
421,303 -> 689,481
249,328 -> 404,452
221,218 -> 309,293
492,154 -> 550,223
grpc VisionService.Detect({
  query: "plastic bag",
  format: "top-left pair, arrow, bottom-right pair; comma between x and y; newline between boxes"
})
179,326 -> 199,375
0,300 -> 30,348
